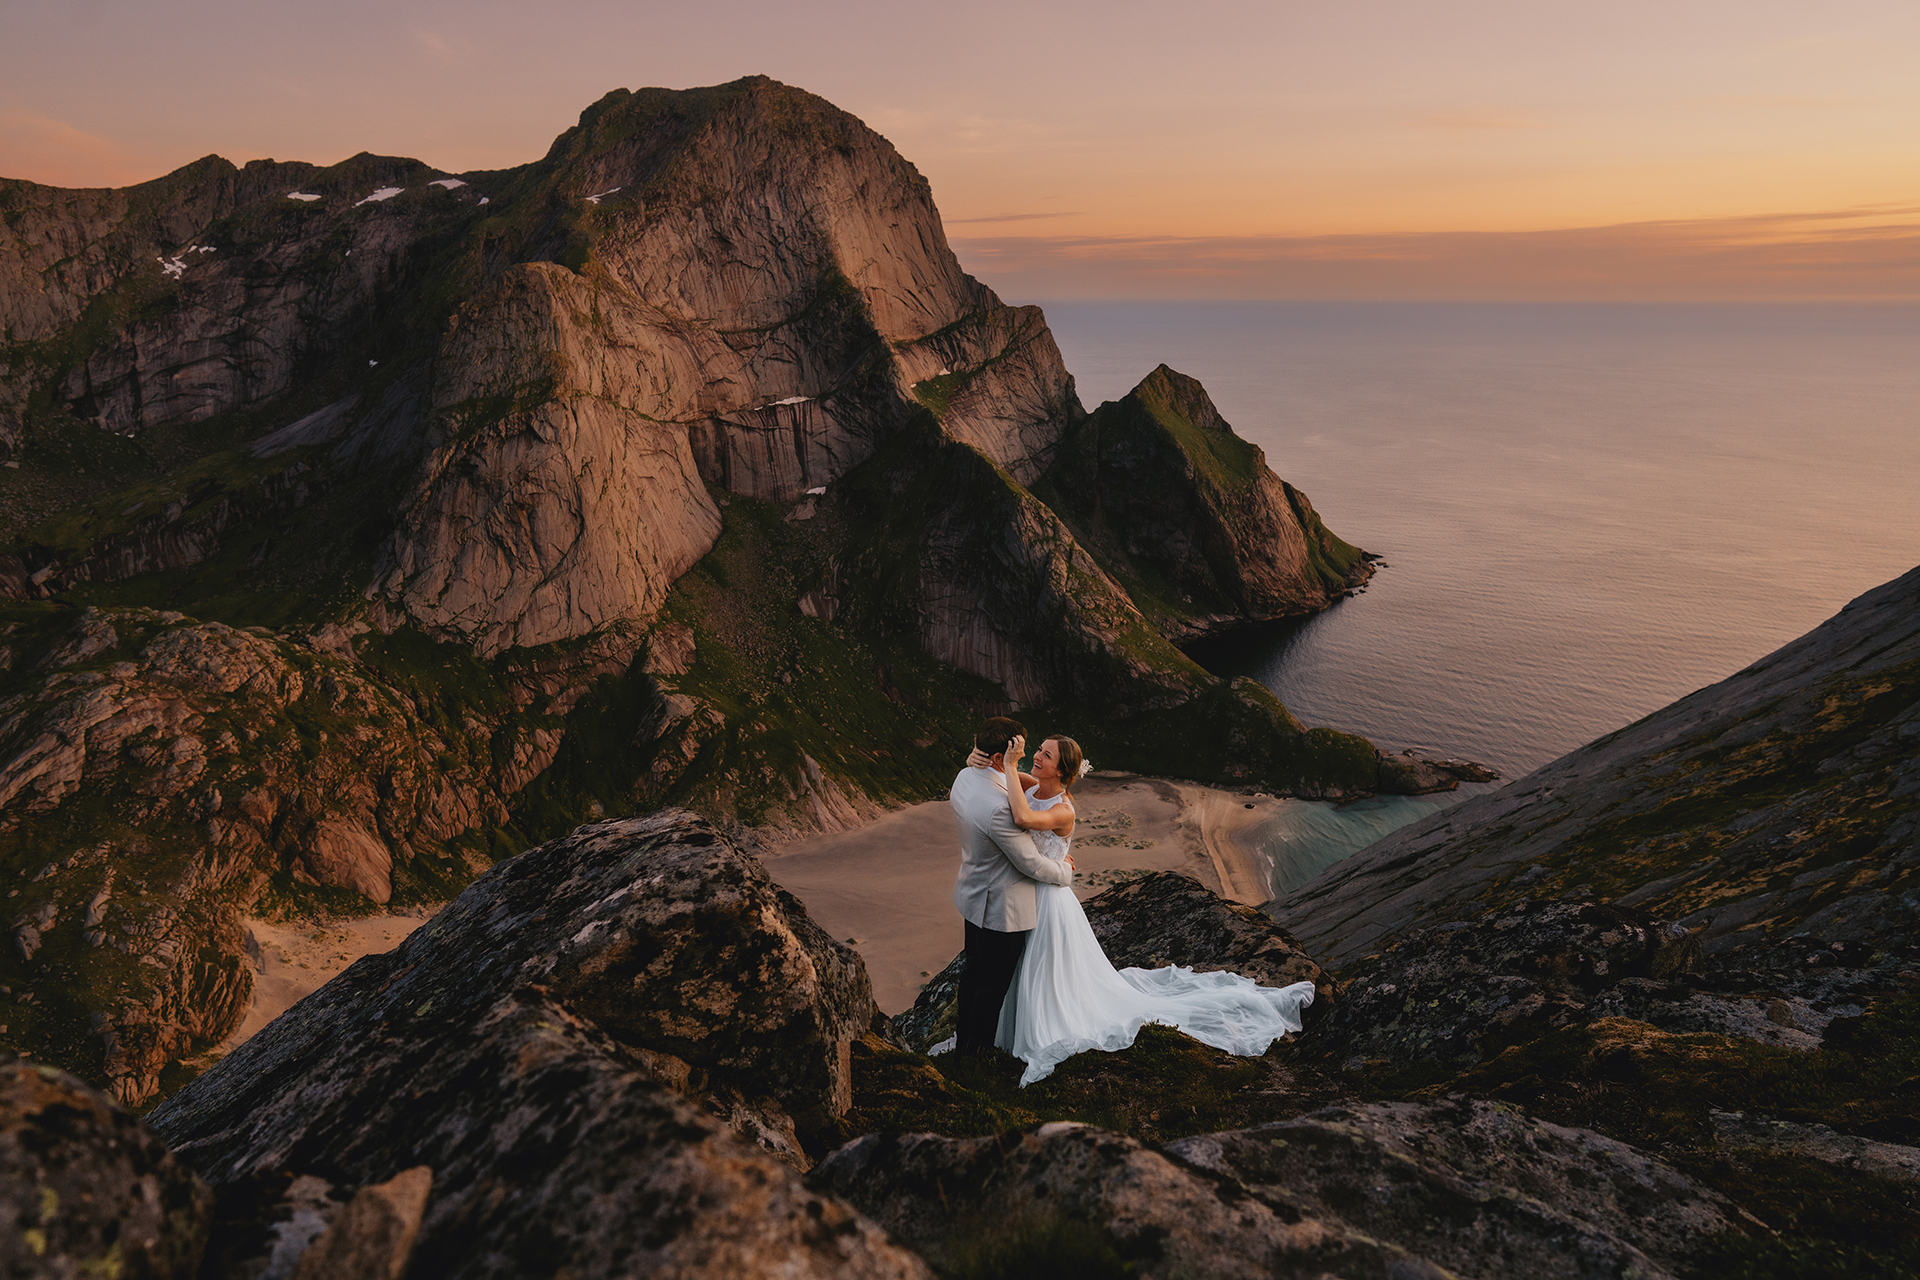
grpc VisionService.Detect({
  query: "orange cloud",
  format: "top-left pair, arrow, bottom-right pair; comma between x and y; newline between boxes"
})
945,211 -> 1086,224
948,204 -> 1920,301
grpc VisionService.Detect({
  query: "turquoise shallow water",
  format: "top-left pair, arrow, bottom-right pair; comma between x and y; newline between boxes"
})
1033,301 -> 1920,897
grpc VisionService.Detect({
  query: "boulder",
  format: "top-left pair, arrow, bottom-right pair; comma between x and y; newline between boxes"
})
149,812 -> 929,1278
0,1056 -> 212,1280
286,1166 -> 431,1280
812,1122 -> 1453,1280
297,816 -> 393,903
1169,1098 -> 1740,1280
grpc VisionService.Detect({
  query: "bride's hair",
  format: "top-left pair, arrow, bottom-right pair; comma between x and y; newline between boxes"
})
1049,736 -> 1085,793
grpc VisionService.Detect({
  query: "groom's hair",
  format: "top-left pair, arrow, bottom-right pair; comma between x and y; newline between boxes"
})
975,717 -> 1026,757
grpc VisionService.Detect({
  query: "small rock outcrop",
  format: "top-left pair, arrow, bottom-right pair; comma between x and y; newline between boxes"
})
0,1056 -> 212,1279
149,812 -> 930,1278
1085,870 -> 1327,993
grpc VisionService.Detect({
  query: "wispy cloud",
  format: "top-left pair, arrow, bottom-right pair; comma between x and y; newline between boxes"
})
949,204 -> 1920,301
944,211 -> 1085,224
412,28 -> 460,62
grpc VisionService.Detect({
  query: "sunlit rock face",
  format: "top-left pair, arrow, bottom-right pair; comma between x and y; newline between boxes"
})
373,78 -> 1083,654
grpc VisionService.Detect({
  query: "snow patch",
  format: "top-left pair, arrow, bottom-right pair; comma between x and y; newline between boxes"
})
156,246 -> 211,279
477,196 -> 490,206
430,177 -> 466,189
355,187 -> 404,206
287,191 -> 322,201
584,186 -> 621,204
771,395 -> 811,406
804,486 -> 826,496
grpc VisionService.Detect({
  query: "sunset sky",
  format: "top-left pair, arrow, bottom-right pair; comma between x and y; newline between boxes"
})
3,0 -> 1915,299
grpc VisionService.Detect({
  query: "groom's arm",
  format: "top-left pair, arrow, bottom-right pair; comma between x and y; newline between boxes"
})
988,817 -> 1073,887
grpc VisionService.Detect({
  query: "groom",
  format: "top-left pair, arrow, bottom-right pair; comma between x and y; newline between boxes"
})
950,716 -> 1075,1054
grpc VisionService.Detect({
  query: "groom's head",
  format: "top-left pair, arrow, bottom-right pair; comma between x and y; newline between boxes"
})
975,716 -> 1027,766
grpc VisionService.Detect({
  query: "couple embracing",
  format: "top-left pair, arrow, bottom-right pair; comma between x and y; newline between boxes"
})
948,716 -> 1315,1085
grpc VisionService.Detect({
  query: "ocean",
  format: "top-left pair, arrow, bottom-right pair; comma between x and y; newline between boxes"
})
1036,301 -> 1920,896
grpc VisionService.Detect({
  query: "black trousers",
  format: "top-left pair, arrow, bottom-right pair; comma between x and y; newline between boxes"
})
958,919 -> 1031,1053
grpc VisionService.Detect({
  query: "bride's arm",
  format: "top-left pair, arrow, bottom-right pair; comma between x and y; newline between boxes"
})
1002,737 -> 1075,833
966,746 -> 1035,790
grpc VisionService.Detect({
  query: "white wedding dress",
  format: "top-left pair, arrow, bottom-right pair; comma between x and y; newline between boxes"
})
994,787 -> 1316,1085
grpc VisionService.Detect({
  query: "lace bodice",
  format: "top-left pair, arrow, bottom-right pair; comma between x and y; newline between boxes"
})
1025,786 -> 1072,863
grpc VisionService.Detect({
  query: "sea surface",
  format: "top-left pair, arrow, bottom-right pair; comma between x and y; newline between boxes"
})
1036,301 -> 1920,897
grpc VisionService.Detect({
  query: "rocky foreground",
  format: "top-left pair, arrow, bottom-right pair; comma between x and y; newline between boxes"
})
6,720 -> 1916,1278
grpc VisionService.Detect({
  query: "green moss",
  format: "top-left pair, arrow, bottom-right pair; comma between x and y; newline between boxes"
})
913,371 -> 969,418
1127,382 -> 1264,496
1509,657 -> 1920,916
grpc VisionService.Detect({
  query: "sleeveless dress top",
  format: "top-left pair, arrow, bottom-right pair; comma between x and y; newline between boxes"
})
995,785 -> 1315,1085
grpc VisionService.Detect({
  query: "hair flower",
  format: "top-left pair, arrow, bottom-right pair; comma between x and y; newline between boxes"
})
1077,760 -> 1093,780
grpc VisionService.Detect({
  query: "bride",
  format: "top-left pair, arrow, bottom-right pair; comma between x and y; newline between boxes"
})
971,733 -> 1316,1085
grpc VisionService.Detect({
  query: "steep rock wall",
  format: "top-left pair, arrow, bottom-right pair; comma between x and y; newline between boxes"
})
373,78 -> 1083,651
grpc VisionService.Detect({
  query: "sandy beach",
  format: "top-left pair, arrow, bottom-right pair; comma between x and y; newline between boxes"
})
213,910 -> 440,1054
208,773 -> 1282,1051
759,772 -> 1285,1014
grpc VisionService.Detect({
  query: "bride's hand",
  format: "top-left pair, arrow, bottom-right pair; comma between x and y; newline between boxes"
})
965,747 -> 991,769
1005,735 -> 1025,766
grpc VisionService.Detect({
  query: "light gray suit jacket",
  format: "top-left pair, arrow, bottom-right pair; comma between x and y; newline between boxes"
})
950,766 -> 1073,932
